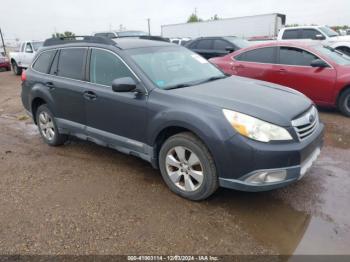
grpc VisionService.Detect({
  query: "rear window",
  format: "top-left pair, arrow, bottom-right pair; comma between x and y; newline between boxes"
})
235,47 -> 276,64
57,48 -> 87,80
282,29 -> 300,40
32,50 -> 57,73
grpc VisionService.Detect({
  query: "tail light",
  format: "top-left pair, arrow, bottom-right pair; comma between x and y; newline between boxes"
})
21,70 -> 27,82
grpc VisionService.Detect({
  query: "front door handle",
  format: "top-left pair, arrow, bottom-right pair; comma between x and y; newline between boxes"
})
83,91 -> 97,100
278,68 -> 287,74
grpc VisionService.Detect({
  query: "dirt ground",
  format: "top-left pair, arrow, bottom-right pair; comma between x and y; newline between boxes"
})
0,70 -> 350,256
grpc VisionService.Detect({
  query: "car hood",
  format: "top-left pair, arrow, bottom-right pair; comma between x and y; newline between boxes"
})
328,35 -> 350,42
169,76 -> 312,127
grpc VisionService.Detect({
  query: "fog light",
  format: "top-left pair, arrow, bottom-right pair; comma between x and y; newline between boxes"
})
245,170 -> 287,184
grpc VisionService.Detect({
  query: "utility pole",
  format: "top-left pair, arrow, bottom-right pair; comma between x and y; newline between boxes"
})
147,18 -> 151,36
0,27 -> 6,55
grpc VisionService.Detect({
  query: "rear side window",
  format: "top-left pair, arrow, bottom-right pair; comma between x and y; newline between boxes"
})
235,47 -> 276,64
196,39 -> 213,49
32,50 -> 57,73
279,47 -> 319,66
57,48 -> 87,80
282,29 -> 300,39
89,49 -> 133,86
213,39 -> 231,51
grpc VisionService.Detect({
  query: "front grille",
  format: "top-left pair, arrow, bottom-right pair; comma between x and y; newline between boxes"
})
292,106 -> 319,141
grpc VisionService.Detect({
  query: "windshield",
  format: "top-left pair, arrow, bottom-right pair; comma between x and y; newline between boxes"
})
225,37 -> 251,49
32,41 -> 43,51
315,45 -> 350,65
319,27 -> 339,37
128,46 -> 225,89
117,31 -> 148,37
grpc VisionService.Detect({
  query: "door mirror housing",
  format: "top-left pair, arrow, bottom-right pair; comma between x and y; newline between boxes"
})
112,77 -> 137,92
310,59 -> 329,68
314,34 -> 326,40
225,46 -> 235,52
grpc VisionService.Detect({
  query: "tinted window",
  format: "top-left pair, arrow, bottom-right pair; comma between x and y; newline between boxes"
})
302,29 -> 321,40
95,33 -> 107,38
196,39 -> 212,49
213,39 -> 230,51
236,47 -> 276,63
33,50 -> 57,73
279,47 -> 318,66
172,40 -> 179,44
90,49 -> 133,86
57,48 -> 86,80
282,29 -> 300,39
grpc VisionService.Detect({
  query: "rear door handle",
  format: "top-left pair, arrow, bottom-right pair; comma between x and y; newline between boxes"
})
83,91 -> 97,100
45,82 -> 55,89
278,68 -> 287,73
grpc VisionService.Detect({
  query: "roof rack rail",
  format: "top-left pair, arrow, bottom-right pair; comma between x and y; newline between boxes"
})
43,36 -> 116,47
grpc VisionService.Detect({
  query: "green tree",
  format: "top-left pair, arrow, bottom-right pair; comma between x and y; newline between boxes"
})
52,31 -> 75,39
187,13 -> 203,23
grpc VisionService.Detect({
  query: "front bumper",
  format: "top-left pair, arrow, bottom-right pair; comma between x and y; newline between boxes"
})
218,123 -> 324,192
0,62 -> 10,69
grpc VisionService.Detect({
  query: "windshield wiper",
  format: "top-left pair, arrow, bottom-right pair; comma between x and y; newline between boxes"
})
164,83 -> 193,90
197,75 -> 228,84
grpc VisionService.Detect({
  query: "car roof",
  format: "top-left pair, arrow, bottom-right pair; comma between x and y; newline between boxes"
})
283,25 -> 323,30
241,40 -> 323,50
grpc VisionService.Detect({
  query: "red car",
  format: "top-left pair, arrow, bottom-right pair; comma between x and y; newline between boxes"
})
0,54 -> 11,71
209,41 -> 350,116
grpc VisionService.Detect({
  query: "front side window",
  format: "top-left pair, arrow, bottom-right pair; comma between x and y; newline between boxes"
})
235,47 -> 276,64
90,49 -> 133,86
282,29 -> 300,40
128,46 -> 225,90
279,47 -> 318,66
213,39 -> 230,51
33,50 -> 57,73
302,29 -> 322,40
196,39 -> 213,49
25,43 -> 33,53
57,48 -> 87,80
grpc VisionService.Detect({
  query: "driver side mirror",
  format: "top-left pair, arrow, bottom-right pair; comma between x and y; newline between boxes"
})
314,34 -> 326,40
310,59 -> 329,68
112,77 -> 137,92
225,46 -> 235,53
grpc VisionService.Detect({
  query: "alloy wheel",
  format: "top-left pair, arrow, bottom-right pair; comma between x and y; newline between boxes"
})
165,146 -> 204,192
38,112 -> 55,141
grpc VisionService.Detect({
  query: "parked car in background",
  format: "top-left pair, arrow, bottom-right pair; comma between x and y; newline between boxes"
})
9,41 -> 43,75
94,31 -> 169,42
0,53 -> 11,71
277,26 -> 350,55
94,30 -> 148,38
170,38 -> 191,46
185,36 -> 250,59
209,41 -> 350,116
21,36 -> 323,200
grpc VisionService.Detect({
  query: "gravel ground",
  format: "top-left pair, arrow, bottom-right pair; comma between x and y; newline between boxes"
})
0,71 -> 349,256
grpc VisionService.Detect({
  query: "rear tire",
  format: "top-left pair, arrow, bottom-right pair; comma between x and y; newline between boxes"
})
36,104 -> 67,146
338,89 -> 350,117
159,132 -> 218,201
11,60 -> 22,75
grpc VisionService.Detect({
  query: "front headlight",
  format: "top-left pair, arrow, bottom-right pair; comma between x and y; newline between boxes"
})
223,109 -> 292,142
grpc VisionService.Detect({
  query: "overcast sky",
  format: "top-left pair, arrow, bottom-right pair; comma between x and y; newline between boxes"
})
0,0 -> 349,41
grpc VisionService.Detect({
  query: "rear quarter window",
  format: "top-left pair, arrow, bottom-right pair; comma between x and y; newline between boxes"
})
32,50 -> 57,74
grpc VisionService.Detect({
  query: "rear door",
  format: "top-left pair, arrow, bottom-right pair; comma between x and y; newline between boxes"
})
274,46 -> 336,103
84,48 -> 148,150
232,47 -> 278,82
49,47 -> 88,131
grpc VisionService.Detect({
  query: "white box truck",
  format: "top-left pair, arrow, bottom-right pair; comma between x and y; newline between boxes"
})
161,13 -> 286,40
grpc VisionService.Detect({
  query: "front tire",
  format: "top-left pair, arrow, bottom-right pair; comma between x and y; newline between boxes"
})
11,60 -> 22,75
36,104 -> 67,146
159,132 -> 218,201
338,89 -> 350,117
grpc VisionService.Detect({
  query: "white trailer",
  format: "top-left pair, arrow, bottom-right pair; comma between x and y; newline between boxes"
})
161,13 -> 286,40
